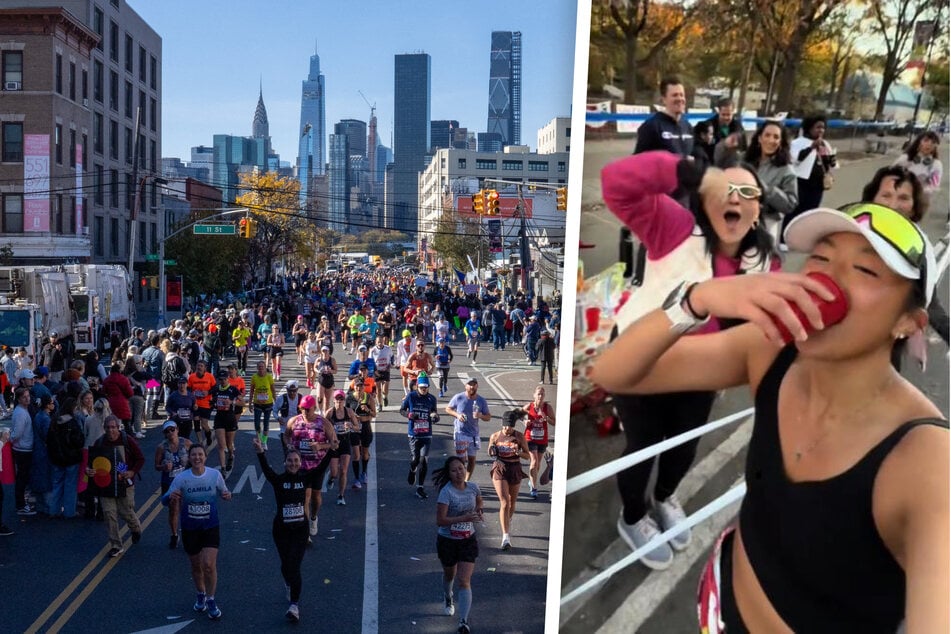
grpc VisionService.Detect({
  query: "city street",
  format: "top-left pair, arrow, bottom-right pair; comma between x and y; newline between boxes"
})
1,343 -> 554,633
562,138 -> 950,632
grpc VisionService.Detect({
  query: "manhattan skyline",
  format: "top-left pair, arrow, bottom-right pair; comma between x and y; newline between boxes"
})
126,0 -> 577,162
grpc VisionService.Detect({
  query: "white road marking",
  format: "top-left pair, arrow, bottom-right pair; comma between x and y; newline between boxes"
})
128,621 -> 193,634
362,418 -> 379,634
231,464 -> 267,495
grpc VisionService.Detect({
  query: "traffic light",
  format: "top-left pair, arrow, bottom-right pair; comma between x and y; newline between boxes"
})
238,218 -> 249,238
247,218 -> 257,238
556,187 -> 567,211
486,189 -> 500,215
471,190 -> 485,215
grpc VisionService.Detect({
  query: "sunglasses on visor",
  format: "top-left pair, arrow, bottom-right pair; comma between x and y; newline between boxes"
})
839,203 -> 927,273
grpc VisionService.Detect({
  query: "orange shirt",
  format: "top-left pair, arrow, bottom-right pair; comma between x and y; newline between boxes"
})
188,372 -> 216,409
229,376 -> 246,402
350,377 -> 376,394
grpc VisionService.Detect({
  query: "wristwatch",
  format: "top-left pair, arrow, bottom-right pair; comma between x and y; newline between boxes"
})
662,282 -> 710,334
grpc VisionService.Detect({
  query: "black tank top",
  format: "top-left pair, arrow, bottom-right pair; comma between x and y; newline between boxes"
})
737,344 -> 947,632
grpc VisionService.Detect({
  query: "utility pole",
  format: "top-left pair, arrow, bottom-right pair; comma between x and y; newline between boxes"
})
910,10 -> 942,136
516,183 -> 533,299
127,107 -> 142,291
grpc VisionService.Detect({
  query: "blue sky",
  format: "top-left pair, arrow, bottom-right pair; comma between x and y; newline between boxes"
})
127,0 -> 577,162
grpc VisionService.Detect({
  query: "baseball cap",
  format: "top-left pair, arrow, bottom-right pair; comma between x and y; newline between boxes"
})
216,369 -> 229,378
333,389 -> 346,399
358,344 -> 367,351
49,331 -> 58,337
321,345 -> 330,351
465,378 -> 479,386
784,202 -> 937,305
16,368 -> 35,380
285,379 -> 299,390
299,394 -> 317,410
35,366 -> 49,377
177,376 -> 188,383
162,420 -> 178,431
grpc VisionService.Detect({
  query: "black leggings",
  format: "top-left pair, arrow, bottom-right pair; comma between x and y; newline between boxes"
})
614,390 -> 716,524
540,358 -> 554,383
437,367 -> 449,391
272,520 -> 309,603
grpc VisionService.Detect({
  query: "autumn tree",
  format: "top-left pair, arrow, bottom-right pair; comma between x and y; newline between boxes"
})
430,209 -> 487,274
866,0 -> 943,119
234,171 -> 308,285
164,207 -> 249,295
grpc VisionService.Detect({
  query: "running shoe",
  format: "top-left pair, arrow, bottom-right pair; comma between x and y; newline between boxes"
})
108,546 -> 124,558
193,593 -> 207,612
360,472 -> 368,485
444,594 -> 455,616
616,511 -> 673,570
457,619 -> 471,634
206,598 -> 221,620
309,517 -> 318,536
407,466 -> 417,485
286,603 -> 300,623
169,534 -> 178,549
530,488 -> 538,500
383,396 -> 388,407
654,494 -> 691,551
352,480 -> 362,490
131,531 -> 142,544
225,451 -> 234,472
501,535 -> 511,550
0,524 -> 14,536
134,431 -> 146,439
415,486 -> 428,499
327,476 -> 336,489
16,505 -> 36,516
337,495 -> 346,506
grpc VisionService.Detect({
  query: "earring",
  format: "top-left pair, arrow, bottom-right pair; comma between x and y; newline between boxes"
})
752,217 -> 760,229
894,332 -> 908,340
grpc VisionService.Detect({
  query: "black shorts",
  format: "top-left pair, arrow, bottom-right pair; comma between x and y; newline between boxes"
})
195,407 -> 212,420
271,347 -> 284,357
374,369 -> 390,383
294,335 -> 307,346
528,441 -> 548,452
330,433 -> 351,456
436,534 -> 478,567
213,412 -> 238,431
182,526 -> 221,556
174,418 -> 194,439
319,374 -> 335,389
348,431 -> 362,448
360,421 -> 373,447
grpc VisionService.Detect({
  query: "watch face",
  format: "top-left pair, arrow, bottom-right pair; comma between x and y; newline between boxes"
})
662,281 -> 687,310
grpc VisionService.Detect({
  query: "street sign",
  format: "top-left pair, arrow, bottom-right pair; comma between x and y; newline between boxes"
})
164,259 -> 177,265
193,224 -> 236,235
145,254 -> 158,261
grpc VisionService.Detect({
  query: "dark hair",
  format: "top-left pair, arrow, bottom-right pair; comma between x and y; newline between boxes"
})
691,162 -> 775,268
659,76 -> 683,96
58,396 -> 77,417
905,130 -> 940,162
745,121 -> 791,167
40,394 -> 55,410
716,97 -> 734,108
861,165 -> 926,222
693,120 -> 712,138
431,456 -> 467,491
503,409 -> 524,427
800,114 -> 827,139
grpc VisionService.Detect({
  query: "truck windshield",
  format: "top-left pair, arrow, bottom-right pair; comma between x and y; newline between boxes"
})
73,294 -> 90,321
0,310 -> 31,348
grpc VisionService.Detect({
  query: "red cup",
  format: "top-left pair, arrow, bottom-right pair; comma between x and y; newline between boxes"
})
772,272 -> 849,344
584,307 -> 601,333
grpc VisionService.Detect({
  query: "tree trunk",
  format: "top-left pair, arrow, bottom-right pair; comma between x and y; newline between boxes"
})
624,33 -> 638,103
773,28 -> 809,113
874,68 -> 897,120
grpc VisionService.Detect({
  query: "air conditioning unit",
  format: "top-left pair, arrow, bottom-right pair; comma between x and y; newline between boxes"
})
3,81 -> 21,91
82,98 -> 89,106
81,226 -> 89,236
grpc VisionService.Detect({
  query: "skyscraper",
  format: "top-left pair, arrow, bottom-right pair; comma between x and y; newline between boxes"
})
252,83 -> 269,148
328,133 -> 349,233
391,53 -> 430,233
430,120 -> 459,152
487,31 -> 521,147
335,119 -> 367,158
297,50 -> 326,211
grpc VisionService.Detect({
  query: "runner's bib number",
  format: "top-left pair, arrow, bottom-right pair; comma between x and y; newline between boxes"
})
530,426 -> 545,440
256,392 -> 270,402
412,418 -> 430,435
450,522 -> 473,539
187,502 -> 211,519
177,408 -> 193,420
282,503 -> 304,522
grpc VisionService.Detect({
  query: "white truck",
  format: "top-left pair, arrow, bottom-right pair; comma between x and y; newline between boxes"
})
0,266 -> 74,359
0,301 -> 41,362
65,264 -> 135,357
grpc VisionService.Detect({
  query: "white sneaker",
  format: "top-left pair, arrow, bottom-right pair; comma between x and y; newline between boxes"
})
309,517 -> 318,536
654,495 -> 691,551
501,535 -> 511,550
134,431 -> 146,439
616,511 -> 673,570
444,594 -> 455,616
285,603 -> 300,623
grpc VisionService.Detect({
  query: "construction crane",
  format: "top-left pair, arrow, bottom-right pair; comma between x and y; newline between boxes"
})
357,90 -> 376,120
358,90 -> 379,183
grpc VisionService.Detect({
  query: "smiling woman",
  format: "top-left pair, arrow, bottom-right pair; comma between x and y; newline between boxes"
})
595,150 -> 780,570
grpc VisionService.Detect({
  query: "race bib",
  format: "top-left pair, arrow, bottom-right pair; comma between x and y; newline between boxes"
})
282,503 -> 305,522
450,522 -> 473,539
299,439 -> 312,453
177,408 -> 193,420
334,421 -> 348,434
216,396 -> 230,410
170,466 -> 184,478
256,392 -> 269,402
531,426 -> 545,440
187,502 -> 211,519
412,419 -> 430,435
194,390 -> 207,398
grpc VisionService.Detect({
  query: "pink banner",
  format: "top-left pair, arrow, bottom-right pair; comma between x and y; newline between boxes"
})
76,144 -> 83,235
24,134 -> 50,232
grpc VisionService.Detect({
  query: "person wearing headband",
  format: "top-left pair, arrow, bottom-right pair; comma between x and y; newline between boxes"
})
591,202 -> 947,633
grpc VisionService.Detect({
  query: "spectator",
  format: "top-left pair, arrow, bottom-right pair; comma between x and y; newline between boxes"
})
634,76 -> 694,157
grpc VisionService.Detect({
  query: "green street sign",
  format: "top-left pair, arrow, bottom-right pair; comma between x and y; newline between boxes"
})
164,259 -> 177,265
193,223 -> 236,235
145,254 -> 159,261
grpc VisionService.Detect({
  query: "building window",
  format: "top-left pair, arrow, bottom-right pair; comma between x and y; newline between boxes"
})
150,180 -> 157,208
55,194 -> 63,233
55,54 -> 63,94
69,129 -> 76,167
139,90 -> 146,123
110,217 -> 119,256
93,61 -> 103,102
139,46 -> 146,82
70,197 -> 77,234
93,113 -> 103,154
150,98 -> 157,131
82,134 -> 88,166
138,136 -> 145,169
124,81 -> 132,118
94,216 -> 104,255
110,169 -> 119,207
2,51 -> 23,87
82,69 -> 88,101
528,161 -> 549,172
1,123 -> 23,162
2,194 -> 23,233
566,127 -> 571,138
93,6 -> 104,51
457,158 -> 466,169
150,222 -> 157,252
124,127 -> 132,164
557,161 -> 566,173
150,139 -> 156,172
124,34 -> 133,72
109,70 -> 118,111
139,220 -> 146,255
150,55 -> 157,90
502,160 -> 522,171
475,159 -> 497,170
109,119 -> 118,159
94,164 -> 103,204
109,21 -> 119,62
126,172 -> 134,210
69,63 -> 76,100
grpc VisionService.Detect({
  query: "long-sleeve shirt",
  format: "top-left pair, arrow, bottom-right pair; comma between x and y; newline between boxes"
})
11,404 -> 33,451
